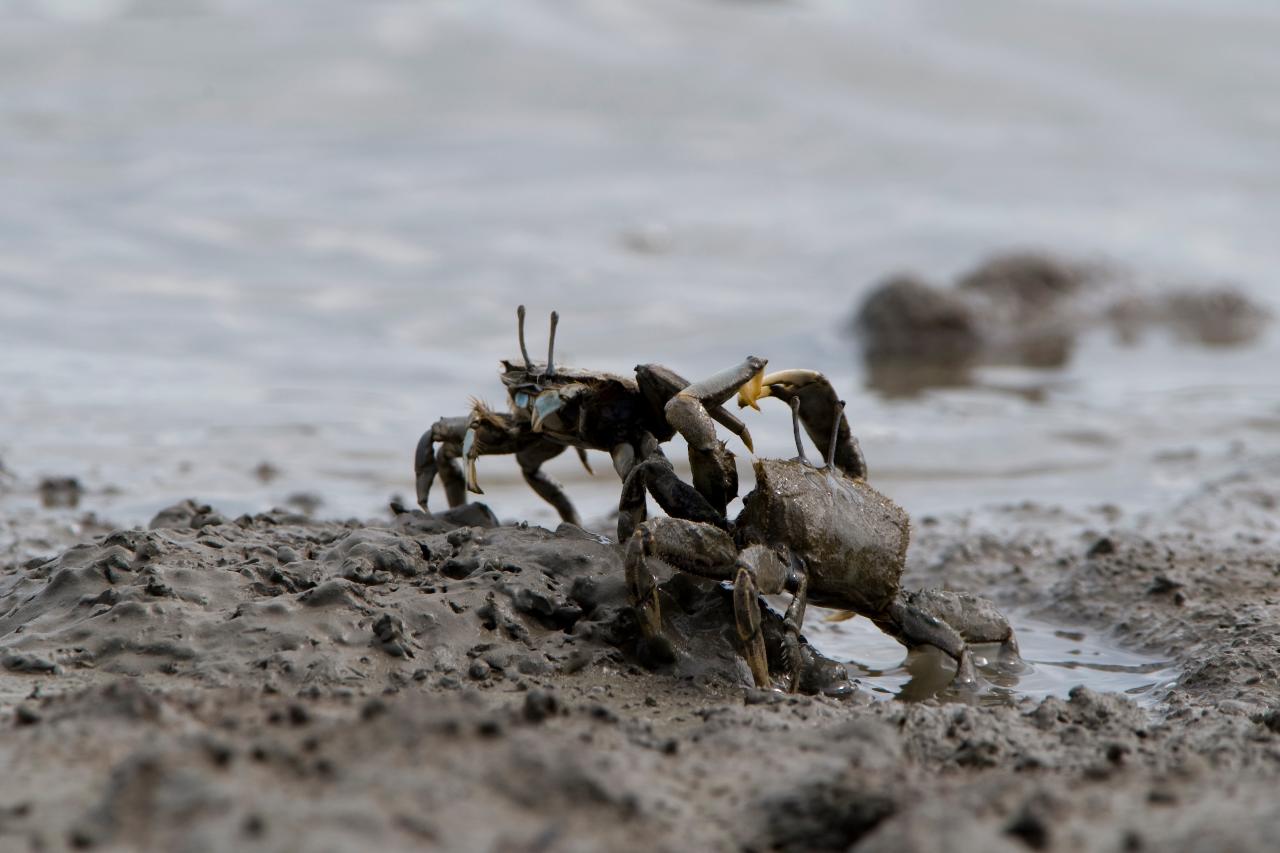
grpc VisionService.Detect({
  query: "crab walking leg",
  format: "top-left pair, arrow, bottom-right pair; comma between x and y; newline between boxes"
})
732,566 -> 771,689
738,369 -> 868,480
611,433 -> 662,541
787,397 -> 811,466
872,594 -> 983,687
664,356 -> 767,515
516,440 -> 581,526
624,525 -> 667,646
732,544 -> 800,690
618,452 -> 729,542
626,517 -> 795,689
779,566 -> 809,692
906,589 -> 1022,667
414,416 -> 470,511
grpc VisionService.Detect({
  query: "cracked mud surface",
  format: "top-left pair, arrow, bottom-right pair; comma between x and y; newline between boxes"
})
3,463 -> 1280,852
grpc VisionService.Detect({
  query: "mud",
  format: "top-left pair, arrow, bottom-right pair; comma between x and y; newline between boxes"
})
2,456 -> 1280,852
851,252 -> 1273,395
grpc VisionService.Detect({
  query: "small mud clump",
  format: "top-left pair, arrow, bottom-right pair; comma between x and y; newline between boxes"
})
851,250 -> 1272,395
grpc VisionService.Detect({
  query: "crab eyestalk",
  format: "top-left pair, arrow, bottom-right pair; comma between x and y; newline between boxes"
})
462,426 -> 483,494
546,310 -> 559,378
516,305 -> 533,372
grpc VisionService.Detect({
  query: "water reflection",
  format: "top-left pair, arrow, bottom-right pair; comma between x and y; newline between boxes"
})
814,610 -> 1179,707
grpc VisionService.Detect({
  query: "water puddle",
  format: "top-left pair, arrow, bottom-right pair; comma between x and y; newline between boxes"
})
811,610 -> 1179,707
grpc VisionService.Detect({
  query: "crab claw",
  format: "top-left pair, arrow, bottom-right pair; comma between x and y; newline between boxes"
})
462,427 -> 484,494
735,365 -> 768,411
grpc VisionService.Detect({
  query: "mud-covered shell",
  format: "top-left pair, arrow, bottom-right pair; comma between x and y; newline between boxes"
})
738,458 -> 909,614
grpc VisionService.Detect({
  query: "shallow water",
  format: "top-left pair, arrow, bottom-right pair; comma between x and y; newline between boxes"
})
818,610 -> 1179,706
3,0 -> 1280,534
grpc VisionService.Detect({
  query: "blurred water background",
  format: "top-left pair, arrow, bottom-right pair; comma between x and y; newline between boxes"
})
3,0 -> 1280,538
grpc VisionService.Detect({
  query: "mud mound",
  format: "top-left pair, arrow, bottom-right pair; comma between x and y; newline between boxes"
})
0,499 -> 849,708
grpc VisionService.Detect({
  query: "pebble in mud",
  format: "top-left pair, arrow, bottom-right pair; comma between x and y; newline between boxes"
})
849,251 -> 1273,394
39,476 -> 84,509
372,613 -> 415,658
14,705 -> 42,726
523,688 -> 559,723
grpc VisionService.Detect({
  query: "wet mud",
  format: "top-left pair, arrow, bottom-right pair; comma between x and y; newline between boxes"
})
4,458 -> 1280,852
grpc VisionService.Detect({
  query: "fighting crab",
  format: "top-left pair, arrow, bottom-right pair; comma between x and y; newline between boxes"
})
622,368 -> 1021,692
415,306 -> 760,538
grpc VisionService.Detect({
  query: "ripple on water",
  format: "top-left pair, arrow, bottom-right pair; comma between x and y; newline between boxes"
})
810,610 -> 1179,706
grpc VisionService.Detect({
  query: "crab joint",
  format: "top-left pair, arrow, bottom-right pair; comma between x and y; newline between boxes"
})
735,366 -> 768,411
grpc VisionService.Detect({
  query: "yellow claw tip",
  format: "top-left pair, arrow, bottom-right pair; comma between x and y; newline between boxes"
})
736,367 -> 768,411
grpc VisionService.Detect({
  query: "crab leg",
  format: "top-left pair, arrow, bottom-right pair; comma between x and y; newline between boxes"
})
617,451 -> 728,542
903,589 -> 1022,667
414,416 -> 470,511
624,525 -> 668,654
732,562 -> 771,689
626,517 -> 796,690
517,440 -> 581,527
787,397 -> 811,466
872,588 -> 1021,687
779,565 -> 809,693
732,544 -> 798,690
664,356 -> 767,515
738,368 -> 867,480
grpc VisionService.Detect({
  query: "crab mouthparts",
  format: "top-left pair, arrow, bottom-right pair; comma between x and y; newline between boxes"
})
530,390 -> 564,432
736,367 -> 768,411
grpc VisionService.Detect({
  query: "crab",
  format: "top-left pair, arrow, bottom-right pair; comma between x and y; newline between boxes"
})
621,368 -> 1021,692
415,306 -> 763,539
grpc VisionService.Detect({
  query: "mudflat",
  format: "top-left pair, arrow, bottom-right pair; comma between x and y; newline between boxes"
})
2,455 -> 1279,852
